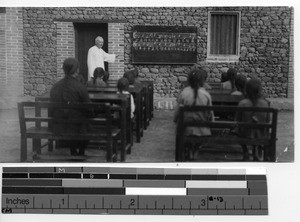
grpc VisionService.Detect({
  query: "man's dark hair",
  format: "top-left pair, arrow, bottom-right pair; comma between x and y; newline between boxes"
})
63,57 -> 80,76
123,70 -> 135,85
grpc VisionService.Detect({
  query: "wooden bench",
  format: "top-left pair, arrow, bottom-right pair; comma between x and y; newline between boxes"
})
87,86 -> 145,143
18,101 -> 121,162
36,93 -> 132,162
89,93 -> 132,161
175,105 -> 278,162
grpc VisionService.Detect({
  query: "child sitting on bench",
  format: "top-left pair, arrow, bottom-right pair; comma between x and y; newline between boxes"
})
221,68 -> 237,91
235,78 -> 270,161
87,67 -> 107,87
174,68 -> 214,159
231,74 -> 247,96
117,77 -> 135,119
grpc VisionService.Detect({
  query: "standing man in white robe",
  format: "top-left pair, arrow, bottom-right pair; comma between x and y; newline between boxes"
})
87,36 -> 120,79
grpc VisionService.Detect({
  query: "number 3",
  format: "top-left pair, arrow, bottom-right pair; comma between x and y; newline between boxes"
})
201,199 -> 206,206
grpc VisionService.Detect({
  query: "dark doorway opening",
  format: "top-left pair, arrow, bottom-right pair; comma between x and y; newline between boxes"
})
74,23 -> 108,82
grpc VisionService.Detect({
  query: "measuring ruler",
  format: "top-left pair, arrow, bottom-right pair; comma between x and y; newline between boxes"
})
1,166 -> 268,215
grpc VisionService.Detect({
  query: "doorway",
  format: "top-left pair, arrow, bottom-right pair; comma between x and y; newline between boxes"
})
74,23 -> 108,82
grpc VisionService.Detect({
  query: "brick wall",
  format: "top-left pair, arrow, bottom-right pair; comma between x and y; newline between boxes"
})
0,11 -> 6,86
56,21 -> 75,79
108,23 -> 125,80
0,8 -> 24,109
288,7 -> 294,99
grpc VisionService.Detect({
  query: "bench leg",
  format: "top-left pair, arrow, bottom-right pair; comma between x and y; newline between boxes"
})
241,145 -> 250,161
106,141 -> 113,162
112,138 -> 118,162
20,136 -> 27,162
120,135 -> 125,162
136,121 -> 141,143
48,139 -> 54,152
175,134 -> 185,162
267,144 -> 276,162
33,139 -> 41,154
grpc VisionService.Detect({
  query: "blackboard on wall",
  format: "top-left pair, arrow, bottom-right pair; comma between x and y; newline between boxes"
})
132,26 -> 197,64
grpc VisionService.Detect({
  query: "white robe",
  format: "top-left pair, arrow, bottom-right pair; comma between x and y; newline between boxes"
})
87,46 -> 116,78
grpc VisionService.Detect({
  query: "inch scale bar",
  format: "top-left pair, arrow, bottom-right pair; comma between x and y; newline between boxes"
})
2,194 -> 267,215
1,167 -> 268,215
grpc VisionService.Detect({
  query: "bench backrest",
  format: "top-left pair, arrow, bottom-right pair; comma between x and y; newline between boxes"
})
181,81 -> 222,90
177,105 -> 277,132
18,101 -> 114,139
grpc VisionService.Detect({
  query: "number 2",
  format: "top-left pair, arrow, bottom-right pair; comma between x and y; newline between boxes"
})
130,199 -> 135,206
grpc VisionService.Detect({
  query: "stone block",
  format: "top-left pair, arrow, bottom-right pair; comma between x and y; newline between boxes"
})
141,68 -> 150,73
178,76 -> 187,82
150,68 -> 159,73
174,68 -> 185,73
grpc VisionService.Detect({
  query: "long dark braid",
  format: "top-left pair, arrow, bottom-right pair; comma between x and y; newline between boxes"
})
227,68 -> 237,92
188,69 -> 205,105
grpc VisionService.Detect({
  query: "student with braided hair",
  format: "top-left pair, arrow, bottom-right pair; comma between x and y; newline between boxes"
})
174,68 -> 214,136
221,68 -> 237,91
87,67 -> 107,87
235,78 -> 270,161
174,69 -> 214,160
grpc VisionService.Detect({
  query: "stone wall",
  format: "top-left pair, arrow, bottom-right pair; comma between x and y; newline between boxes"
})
0,8 -> 24,109
21,7 -> 293,99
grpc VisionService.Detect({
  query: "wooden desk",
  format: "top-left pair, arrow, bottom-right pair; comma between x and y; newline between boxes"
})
35,92 -> 132,162
87,86 -> 145,143
141,80 -> 154,127
87,87 -> 118,93
211,93 -> 244,106
89,93 -> 132,161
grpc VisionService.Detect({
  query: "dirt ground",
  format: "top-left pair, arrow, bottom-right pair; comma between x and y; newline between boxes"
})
0,109 -> 294,163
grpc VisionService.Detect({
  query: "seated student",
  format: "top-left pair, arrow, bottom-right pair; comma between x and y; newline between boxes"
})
133,68 -> 142,84
221,68 -> 237,91
103,71 -> 110,83
117,77 -> 135,119
231,74 -> 247,96
203,70 -> 212,90
235,79 -> 270,161
123,69 -> 143,90
87,67 -> 107,87
174,69 -> 214,159
221,71 -> 228,83
50,57 -> 92,156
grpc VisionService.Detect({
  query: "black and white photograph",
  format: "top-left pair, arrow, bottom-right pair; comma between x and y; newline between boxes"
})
0,1 -> 299,222
0,5 -> 295,163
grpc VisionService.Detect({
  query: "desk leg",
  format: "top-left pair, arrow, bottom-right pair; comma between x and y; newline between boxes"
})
126,109 -> 133,154
150,84 -> 154,119
135,94 -> 143,143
